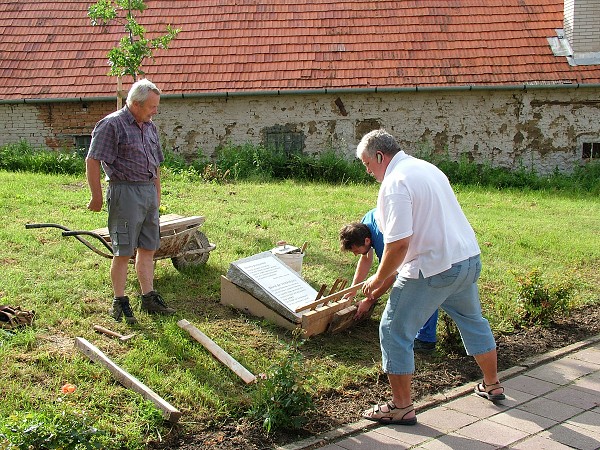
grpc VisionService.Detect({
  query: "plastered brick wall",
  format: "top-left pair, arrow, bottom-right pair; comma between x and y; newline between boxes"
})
153,88 -> 600,174
2,88 -> 599,174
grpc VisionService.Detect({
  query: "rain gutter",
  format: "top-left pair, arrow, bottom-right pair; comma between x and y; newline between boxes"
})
1,83 -> 600,104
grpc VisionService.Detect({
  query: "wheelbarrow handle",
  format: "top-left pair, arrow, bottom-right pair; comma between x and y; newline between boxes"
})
25,223 -> 114,259
26,223 -> 71,231
61,230 -> 114,256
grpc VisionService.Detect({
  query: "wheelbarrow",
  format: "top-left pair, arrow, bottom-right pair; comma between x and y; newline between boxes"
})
25,214 -> 216,271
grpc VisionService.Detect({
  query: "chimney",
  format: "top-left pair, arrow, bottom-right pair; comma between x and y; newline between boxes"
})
564,0 -> 600,55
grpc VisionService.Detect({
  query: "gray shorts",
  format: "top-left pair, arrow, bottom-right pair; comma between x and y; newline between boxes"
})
106,181 -> 160,257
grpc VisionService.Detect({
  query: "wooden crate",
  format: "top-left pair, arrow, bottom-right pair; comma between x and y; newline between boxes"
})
220,276 -> 373,337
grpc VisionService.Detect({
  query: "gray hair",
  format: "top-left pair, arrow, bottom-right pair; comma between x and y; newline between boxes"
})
126,79 -> 161,107
356,129 -> 401,159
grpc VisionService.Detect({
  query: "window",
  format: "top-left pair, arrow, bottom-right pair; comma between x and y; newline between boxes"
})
582,142 -> 600,160
74,135 -> 92,156
263,125 -> 304,155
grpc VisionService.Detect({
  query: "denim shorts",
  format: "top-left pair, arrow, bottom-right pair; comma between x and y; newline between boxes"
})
106,181 -> 160,257
380,254 -> 496,375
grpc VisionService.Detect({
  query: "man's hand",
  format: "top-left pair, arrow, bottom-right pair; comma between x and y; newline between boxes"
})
354,297 -> 376,320
363,274 -> 384,299
87,196 -> 103,212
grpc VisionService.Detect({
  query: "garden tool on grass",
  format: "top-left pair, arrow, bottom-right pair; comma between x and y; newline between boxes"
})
93,324 -> 136,341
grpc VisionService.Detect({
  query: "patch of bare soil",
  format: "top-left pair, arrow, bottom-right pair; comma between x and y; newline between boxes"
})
154,303 -> 600,450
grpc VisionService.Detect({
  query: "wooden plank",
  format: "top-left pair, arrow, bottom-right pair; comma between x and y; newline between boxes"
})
300,297 -> 353,337
327,302 -> 376,334
314,284 -> 328,301
74,337 -> 181,423
177,319 -> 257,384
90,214 -> 205,237
294,281 -> 365,313
327,278 -> 343,296
158,215 -> 205,232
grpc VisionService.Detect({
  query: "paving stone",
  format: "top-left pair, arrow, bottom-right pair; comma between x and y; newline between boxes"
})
571,373 -> 600,393
444,393 -> 508,419
526,359 -> 599,385
417,432 -> 496,449
508,434 -> 575,449
517,397 -> 585,422
539,422 -> 600,450
566,410 -> 600,435
417,406 -> 479,433
305,343 -> 600,450
374,421 -> 442,446
502,374 -> 558,396
544,386 -> 600,410
331,429 -> 410,449
455,418 -> 529,447
569,346 -> 600,366
489,407 -> 558,434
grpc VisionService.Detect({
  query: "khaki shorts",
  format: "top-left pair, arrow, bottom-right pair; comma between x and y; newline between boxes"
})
106,181 -> 160,257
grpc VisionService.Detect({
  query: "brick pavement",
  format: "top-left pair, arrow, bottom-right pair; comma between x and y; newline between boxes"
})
281,335 -> 600,450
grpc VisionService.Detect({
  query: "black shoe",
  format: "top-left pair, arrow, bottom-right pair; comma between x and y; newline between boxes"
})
140,291 -> 176,315
414,338 -> 436,353
110,296 -> 137,324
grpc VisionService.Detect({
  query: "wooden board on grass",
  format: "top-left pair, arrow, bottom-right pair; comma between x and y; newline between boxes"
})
75,337 -> 181,423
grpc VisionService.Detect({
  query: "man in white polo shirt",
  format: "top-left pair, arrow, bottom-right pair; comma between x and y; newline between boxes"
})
357,129 -> 504,425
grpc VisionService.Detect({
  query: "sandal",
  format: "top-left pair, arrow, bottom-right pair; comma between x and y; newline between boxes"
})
362,401 -> 417,425
474,380 -> 505,401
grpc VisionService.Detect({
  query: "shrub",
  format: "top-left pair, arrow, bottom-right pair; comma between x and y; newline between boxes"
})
247,337 -> 314,434
514,269 -> 573,326
0,141 -> 85,175
211,143 -> 373,183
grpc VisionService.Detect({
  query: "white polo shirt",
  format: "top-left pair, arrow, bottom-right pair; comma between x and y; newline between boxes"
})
376,151 -> 480,279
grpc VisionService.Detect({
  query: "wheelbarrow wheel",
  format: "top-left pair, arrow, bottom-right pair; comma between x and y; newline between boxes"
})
171,229 -> 212,271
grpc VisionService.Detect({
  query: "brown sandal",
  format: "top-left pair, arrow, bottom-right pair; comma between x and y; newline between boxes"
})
362,401 -> 417,425
474,380 -> 505,401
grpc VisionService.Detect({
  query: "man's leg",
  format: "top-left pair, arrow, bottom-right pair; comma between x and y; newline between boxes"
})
135,248 -> 155,295
111,255 -> 130,297
389,373 -> 415,418
473,348 -> 504,397
110,255 -> 137,323
137,247 -> 176,315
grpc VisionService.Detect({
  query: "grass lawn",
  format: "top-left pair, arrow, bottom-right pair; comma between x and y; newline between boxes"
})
1,169 -> 599,448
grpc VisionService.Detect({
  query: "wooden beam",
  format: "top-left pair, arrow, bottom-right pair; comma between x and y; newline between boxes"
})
177,319 -> 257,384
295,281 -> 365,313
75,337 -> 181,423
314,283 -> 328,301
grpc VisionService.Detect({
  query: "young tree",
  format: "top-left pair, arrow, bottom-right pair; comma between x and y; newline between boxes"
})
88,0 -> 181,106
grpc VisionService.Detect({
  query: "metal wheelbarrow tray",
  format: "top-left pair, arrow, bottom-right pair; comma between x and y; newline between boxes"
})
26,214 -> 216,271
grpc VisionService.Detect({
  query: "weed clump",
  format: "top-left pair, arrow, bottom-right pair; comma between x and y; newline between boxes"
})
247,335 -> 314,434
514,269 -> 574,326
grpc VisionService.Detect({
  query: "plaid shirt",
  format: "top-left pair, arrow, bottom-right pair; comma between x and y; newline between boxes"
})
87,106 -> 164,182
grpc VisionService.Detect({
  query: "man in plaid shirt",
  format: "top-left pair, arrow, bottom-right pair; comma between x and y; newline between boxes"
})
86,78 -> 176,324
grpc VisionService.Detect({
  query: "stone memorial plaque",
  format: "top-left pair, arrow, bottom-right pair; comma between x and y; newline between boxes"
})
226,252 -> 318,322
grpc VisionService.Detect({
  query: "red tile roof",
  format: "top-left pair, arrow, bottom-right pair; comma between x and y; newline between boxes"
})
1,0 -> 599,100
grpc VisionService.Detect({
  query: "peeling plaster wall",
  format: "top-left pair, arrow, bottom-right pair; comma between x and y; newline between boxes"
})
1,87 -> 599,174
154,88 -> 600,174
